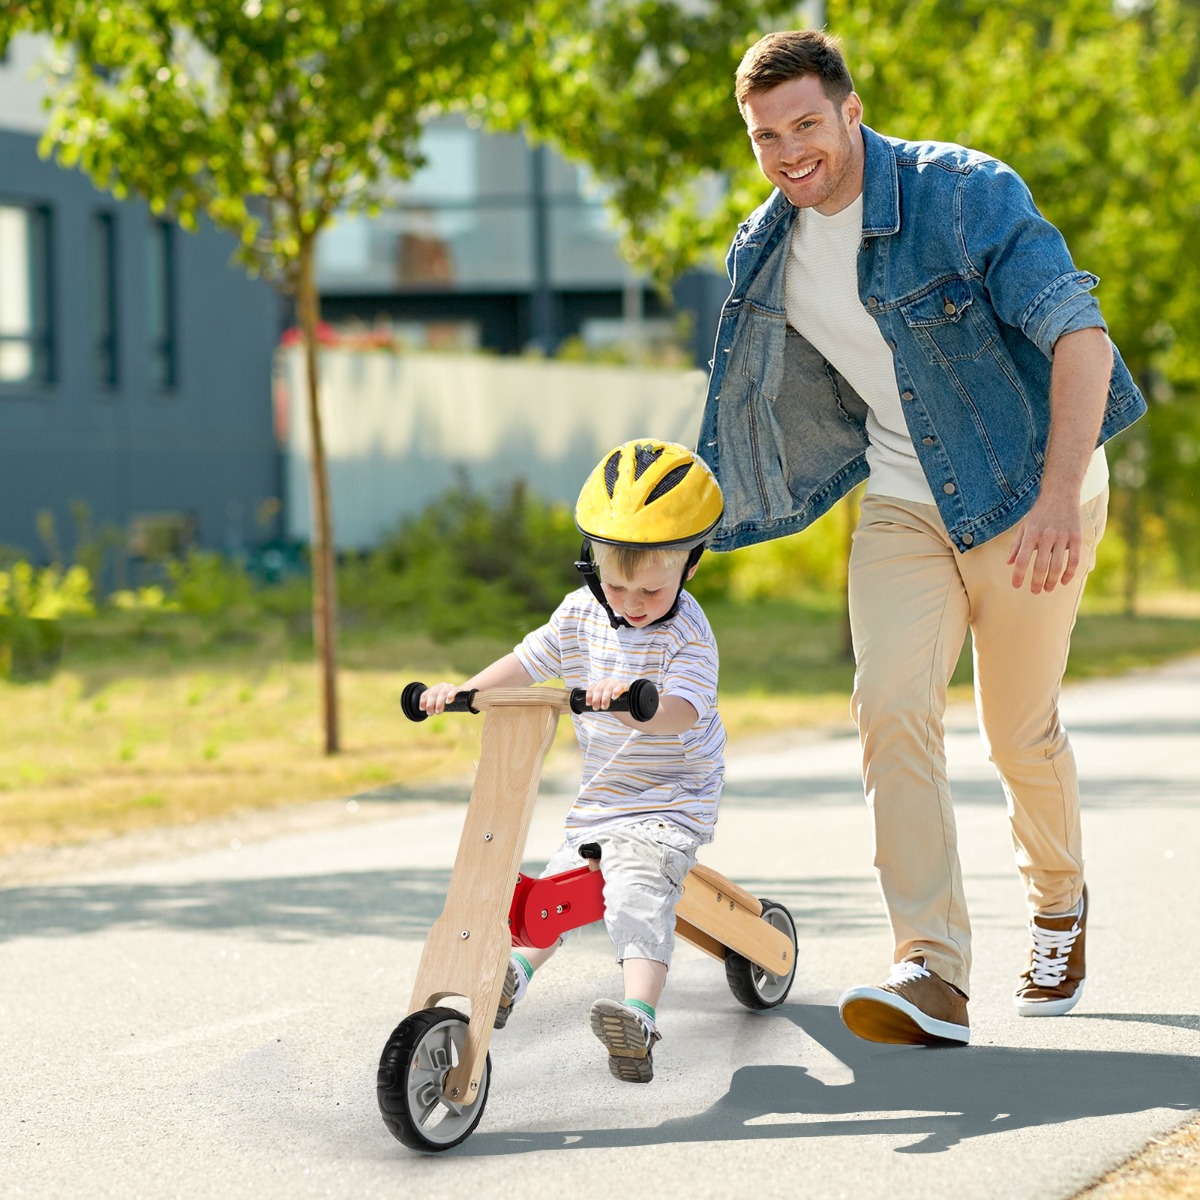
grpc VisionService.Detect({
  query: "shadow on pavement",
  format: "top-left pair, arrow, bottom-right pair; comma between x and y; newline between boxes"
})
0,869 -> 456,942
0,872 -> 882,943
457,1004 -> 1200,1158
719,775 -> 1200,809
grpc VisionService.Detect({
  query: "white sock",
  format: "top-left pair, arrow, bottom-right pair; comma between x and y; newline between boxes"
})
510,953 -> 534,1003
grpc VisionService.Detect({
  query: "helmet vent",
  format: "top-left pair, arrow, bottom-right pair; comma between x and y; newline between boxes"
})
645,462 -> 692,503
632,443 -> 664,479
603,450 -> 622,497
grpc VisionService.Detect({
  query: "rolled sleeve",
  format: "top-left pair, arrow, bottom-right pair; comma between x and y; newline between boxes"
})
1021,270 -> 1107,355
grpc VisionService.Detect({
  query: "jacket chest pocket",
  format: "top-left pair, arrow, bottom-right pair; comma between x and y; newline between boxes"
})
898,279 -> 995,364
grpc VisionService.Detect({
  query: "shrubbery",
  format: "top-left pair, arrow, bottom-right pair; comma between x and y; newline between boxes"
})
0,479 -> 1186,679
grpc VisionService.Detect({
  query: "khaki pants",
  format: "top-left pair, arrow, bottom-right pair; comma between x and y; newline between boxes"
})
847,489 -> 1109,994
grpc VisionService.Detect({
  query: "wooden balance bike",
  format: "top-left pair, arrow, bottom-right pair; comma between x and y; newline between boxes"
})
377,679 -> 798,1153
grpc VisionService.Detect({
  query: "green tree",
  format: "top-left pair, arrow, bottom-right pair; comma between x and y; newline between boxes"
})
12,0 -> 796,746
21,0 -> 522,752
498,0 -> 1200,607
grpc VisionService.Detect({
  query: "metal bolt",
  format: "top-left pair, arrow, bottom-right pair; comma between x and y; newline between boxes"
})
716,892 -> 723,903
540,909 -> 549,919
555,904 -> 564,914
483,833 -> 493,841
470,1080 -> 478,1091
450,1087 -> 459,1097
729,900 -> 735,910
460,930 -> 470,939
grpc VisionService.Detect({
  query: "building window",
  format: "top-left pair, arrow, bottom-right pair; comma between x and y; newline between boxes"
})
146,218 -> 176,390
89,212 -> 118,388
0,203 -> 53,385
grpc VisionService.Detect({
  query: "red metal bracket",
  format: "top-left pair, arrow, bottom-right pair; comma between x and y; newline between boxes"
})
508,865 -> 606,948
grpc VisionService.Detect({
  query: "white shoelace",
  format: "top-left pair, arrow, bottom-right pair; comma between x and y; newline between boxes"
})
1028,919 -> 1082,986
887,960 -> 932,985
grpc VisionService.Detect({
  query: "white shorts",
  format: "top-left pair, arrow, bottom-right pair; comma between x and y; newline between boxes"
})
540,820 -> 699,966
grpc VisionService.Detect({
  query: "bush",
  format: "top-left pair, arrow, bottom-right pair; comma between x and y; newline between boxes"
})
352,477 -> 581,640
0,562 -> 95,678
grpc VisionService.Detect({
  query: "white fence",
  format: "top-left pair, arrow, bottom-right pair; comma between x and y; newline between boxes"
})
279,348 -> 709,549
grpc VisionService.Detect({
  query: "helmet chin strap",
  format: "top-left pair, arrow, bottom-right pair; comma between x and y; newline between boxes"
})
574,541 -> 705,631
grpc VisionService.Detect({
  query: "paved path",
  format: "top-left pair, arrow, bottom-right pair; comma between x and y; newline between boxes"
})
2,658 -> 1198,1199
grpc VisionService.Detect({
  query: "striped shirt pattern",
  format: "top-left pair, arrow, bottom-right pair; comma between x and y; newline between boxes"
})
514,587 -> 725,843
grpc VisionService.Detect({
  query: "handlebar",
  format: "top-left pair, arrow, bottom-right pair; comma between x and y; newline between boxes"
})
401,678 -> 660,724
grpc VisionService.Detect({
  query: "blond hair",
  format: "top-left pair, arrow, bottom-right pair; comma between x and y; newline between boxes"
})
590,541 -> 691,581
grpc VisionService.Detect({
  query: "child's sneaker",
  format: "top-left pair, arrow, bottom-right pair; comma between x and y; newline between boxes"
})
589,998 -> 661,1083
494,954 -> 533,1029
494,960 -> 520,1029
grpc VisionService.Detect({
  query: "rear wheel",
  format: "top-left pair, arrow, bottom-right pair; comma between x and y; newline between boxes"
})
724,900 -> 798,1010
377,1007 -> 490,1152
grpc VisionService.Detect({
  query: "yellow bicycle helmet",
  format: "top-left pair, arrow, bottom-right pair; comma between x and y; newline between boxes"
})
574,440 -> 724,629
574,439 -> 723,550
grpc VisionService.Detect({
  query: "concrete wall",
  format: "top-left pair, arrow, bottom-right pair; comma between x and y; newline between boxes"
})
279,348 -> 709,549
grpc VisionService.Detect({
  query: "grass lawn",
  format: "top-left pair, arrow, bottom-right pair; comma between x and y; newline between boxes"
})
2,593 -> 1199,856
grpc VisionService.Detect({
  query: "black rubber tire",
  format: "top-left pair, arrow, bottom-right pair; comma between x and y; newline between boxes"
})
724,899 -> 798,1010
377,1007 -> 491,1152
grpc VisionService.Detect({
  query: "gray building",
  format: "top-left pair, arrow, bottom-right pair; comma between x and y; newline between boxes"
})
0,37 -> 281,568
315,116 -> 727,368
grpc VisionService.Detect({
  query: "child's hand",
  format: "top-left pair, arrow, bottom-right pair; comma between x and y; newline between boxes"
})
583,677 -> 628,712
419,682 -> 467,715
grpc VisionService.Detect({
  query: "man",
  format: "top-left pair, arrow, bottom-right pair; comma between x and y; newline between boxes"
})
697,29 -> 1145,1046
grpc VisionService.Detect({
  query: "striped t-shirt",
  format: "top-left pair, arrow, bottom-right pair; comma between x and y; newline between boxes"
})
513,586 -> 725,843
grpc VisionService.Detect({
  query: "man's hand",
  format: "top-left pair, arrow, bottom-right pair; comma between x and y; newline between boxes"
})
1006,491 -> 1083,594
1009,327 -> 1111,594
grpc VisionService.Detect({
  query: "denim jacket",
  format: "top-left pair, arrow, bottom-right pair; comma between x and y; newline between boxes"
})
697,124 -> 1146,553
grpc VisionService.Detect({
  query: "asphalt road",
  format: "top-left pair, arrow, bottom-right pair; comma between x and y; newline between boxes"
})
2,658 -> 1198,1200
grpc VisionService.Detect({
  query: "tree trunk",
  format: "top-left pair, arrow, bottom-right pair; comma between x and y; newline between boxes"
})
296,237 -> 340,754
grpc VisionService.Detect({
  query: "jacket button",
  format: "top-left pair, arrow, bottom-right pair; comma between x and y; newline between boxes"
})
867,297 -> 878,309
901,390 -> 914,401
961,532 -> 974,545
922,436 -> 934,445
943,301 -> 957,315
943,482 -> 957,495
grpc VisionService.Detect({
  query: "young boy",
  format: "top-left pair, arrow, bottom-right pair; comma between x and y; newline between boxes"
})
419,439 -> 726,1083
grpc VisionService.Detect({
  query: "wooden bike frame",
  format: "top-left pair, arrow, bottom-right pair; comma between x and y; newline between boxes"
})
405,685 -> 793,1106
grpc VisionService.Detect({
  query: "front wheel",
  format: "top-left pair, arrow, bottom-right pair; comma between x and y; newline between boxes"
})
377,1007 -> 491,1152
724,899 -> 798,1010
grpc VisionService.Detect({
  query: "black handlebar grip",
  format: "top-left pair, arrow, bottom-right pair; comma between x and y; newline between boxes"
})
569,677 -> 659,723
400,682 -> 478,722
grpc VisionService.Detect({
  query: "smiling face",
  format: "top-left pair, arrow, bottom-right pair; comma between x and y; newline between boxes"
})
598,558 -> 692,628
742,74 -> 865,216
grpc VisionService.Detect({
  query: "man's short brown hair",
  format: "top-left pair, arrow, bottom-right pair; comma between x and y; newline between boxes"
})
736,29 -> 854,110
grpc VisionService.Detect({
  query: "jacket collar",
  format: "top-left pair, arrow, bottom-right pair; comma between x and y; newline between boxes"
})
860,124 -> 900,239
738,122 -> 900,242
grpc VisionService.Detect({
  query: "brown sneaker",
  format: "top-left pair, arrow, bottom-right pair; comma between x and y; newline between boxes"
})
493,959 -> 520,1030
589,999 -> 661,1083
1014,885 -> 1087,1016
838,960 -> 970,1045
